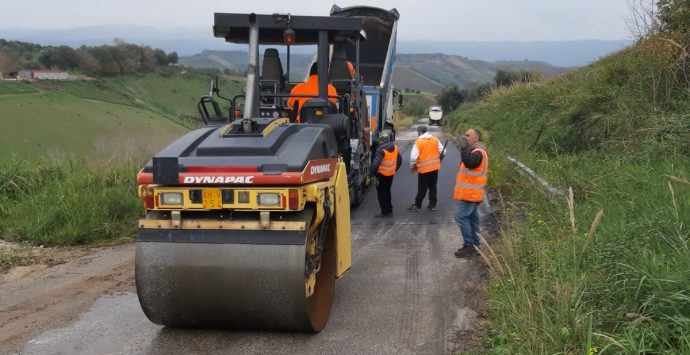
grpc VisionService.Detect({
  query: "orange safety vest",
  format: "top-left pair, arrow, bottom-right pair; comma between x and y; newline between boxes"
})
415,137 -> 441,173
287,75 -> 338,122
377,145 -> 399,176
453,148 -> 489,202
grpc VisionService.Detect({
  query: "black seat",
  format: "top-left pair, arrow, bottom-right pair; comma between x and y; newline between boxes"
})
329,51 -> 352,94
260,48 -> 285,109
261,48 -> 284,84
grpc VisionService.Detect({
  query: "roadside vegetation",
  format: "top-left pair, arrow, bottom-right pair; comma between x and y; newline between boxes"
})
0,57 -> 243,253
0,157 -> 141,246
446,1 -> 689,352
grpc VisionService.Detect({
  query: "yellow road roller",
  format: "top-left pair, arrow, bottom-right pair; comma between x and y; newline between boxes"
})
134,11 -> 371,332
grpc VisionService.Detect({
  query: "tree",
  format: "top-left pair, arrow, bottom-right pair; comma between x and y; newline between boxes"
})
154,49 -> 168,66
167,52 -> 178,65
0,48 -> 19,73
437,84 -> 464,112
38,46 -> 80,70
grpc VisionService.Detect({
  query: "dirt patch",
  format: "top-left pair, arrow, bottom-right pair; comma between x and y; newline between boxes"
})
0,240 -> 87,274
0,243 -> 135,352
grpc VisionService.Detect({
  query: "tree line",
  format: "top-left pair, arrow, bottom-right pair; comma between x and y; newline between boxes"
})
0,39 -> 178,76
437,69 -> 539,113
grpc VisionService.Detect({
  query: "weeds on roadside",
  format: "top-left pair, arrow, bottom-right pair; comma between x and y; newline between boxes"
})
0,156 -> 141,246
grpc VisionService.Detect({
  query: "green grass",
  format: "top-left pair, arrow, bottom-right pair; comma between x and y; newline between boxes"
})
0,90 -> 188,161
0,157 -> 142,245
446,40 -> 690,353
0,81 -> 39,94
103,72 -> 244,126
0,70 -> 247,247
0,70 -> 245,161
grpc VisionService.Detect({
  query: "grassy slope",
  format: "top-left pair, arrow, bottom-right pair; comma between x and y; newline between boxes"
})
446,42 -> 690,353
392,67 -> 444,93
0,72 -> 244,161
180,51 -> 570,93
0,72 -> 244,246
0,91 -> 186,161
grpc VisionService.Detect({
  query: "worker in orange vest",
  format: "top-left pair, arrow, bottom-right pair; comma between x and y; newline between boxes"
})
287,63 -> 337,122
408,125 -> 445,212
453,128 -> 489,258
371,131 -> 402,218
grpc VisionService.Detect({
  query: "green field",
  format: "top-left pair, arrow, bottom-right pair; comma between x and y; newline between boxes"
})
0,70 -> 246,246
0,89 -> 187,161
0,71 -> 244,161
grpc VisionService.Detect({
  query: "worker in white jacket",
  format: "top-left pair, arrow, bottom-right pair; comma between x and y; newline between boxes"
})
408,125 -> 445,211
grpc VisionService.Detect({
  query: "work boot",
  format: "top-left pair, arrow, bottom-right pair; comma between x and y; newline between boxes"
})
454,246 -> 478,258
407,204 -> 420,212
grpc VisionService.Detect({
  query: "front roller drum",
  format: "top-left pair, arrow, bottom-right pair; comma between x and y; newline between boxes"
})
135,226 -> 336,332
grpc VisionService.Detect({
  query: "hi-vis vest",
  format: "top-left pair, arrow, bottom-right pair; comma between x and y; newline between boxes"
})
377,145 -> 399,176
454,148 -> 489,202
415,137 -> 441,173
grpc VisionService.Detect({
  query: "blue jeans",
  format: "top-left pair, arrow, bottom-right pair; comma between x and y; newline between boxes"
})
455,200 -> 480,247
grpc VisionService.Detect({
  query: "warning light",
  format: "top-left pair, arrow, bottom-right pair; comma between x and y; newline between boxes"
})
283,28 -> 296,45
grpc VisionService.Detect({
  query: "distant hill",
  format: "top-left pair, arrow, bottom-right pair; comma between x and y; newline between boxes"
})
397,40 -> 632,67
180,50 -> 572,93
0,26 -> 630,67
179,50 -> 313,81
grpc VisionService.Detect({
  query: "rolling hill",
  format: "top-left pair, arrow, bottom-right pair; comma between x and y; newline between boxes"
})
180,50 -> 571,93
0,71 -> 242,161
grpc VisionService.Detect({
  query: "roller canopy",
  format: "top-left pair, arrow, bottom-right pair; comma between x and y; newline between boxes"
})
214,13 -> 363,44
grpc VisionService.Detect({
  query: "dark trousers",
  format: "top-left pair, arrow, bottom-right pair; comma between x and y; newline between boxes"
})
414,170 -> 438,208
376,173 -> 394,215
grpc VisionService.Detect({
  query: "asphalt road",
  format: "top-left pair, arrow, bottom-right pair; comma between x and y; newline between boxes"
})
0,119 -> 488,354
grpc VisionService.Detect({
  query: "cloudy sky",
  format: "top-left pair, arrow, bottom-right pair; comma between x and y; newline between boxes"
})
1,0 -> 632,41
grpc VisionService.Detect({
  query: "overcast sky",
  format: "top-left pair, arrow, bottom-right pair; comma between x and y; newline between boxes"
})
1,0 -> 632,41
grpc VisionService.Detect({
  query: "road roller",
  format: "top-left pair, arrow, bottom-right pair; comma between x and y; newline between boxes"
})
134,11 -> 372,332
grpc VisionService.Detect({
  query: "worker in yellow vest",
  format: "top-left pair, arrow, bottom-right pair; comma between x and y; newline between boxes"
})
371,131 -> 402,218
453,128 -> 489,257
408,125 -> 445,211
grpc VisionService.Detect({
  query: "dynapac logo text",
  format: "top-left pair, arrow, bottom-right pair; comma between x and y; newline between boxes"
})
183,176 -> 254,184
310,164 -> 331,175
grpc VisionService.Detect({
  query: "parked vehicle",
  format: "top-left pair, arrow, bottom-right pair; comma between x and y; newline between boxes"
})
428,105 -> 443,125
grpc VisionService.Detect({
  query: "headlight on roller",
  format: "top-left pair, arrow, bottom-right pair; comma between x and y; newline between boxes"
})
258,193 -> 280,206
160,192 -> 183,205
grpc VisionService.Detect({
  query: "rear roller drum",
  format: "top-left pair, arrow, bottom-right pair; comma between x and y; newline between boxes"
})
135,218 -> 337,332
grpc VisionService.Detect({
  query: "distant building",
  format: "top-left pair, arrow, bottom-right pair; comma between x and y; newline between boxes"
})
18,69 -> 68,80
18,70 -> 33,80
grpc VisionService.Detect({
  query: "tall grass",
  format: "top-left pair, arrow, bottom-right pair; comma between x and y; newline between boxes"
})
0,156 -> 142,245
447,38 -> 690,353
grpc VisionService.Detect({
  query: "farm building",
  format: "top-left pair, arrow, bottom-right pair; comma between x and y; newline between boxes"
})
18,69 -> 68,80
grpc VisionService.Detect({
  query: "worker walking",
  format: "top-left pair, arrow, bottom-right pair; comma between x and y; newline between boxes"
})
287,63 -> 337,122
453,128 -> 489,257
408,125 -> 445,211
371,131 -> 402,218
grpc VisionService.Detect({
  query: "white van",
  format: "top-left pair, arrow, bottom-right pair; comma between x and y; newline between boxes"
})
428,106 -> 443,125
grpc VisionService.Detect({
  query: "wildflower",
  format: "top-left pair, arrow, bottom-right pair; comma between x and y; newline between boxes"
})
588,346 -> 599,355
